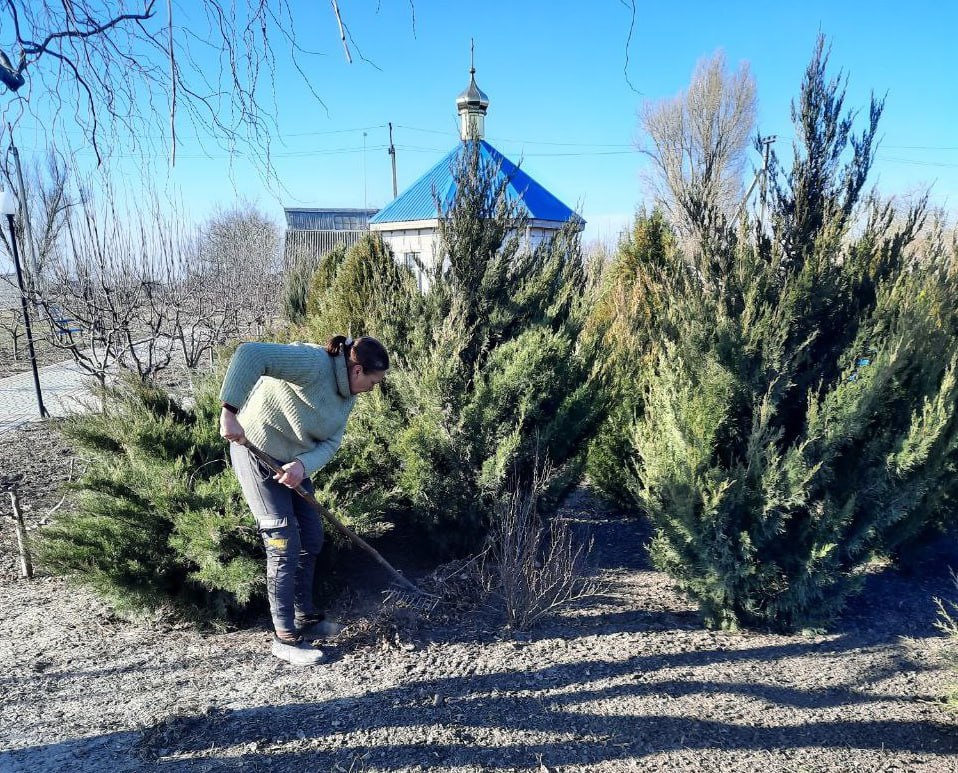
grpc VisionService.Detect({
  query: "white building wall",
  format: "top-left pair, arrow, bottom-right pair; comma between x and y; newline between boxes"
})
373,219 -> 574,290
376,230 -> 440,268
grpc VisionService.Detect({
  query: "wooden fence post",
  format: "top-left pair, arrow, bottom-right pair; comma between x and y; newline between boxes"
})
8,488 -> 34,579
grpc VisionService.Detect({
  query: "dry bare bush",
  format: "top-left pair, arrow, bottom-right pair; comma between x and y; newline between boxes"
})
935,574 -> 958,712
482,467 -> 602,631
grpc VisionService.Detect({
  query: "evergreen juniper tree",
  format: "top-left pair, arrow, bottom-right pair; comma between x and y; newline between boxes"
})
37,376 -> 261,620
308,140 -> 601,554
604,37 -> 958,631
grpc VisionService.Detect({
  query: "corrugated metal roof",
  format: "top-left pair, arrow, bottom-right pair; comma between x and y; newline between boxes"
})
285,208 -> 379,231
369,140 -> 583,226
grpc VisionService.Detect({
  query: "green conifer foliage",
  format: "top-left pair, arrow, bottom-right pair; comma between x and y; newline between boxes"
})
37,377 -> 261,620
585,210 -> 675,506
282,240 -> 342,324
609,39 -> 958,631
306,141 -> 601,554
301,235 -> 421,355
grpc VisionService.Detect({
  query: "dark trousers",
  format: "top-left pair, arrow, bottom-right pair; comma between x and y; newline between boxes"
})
230,444 -> 324,634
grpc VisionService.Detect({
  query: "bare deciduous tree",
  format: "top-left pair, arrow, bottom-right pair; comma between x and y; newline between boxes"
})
202,205 -> 282,331
172,204 -> 282,368
8,153 -> 286,391
30,180 -> 182,386
0,1 -> 392,172
639,51 -> 757,238
0,303 -> 24,360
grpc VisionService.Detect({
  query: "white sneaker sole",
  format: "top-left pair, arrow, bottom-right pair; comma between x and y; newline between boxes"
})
271,639 -> 324,666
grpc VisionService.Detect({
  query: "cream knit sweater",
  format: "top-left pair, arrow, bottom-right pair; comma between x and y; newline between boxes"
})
219,342 -> 356,476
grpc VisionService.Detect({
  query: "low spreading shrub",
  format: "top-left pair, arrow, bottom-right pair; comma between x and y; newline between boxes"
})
36,376 -> 262,621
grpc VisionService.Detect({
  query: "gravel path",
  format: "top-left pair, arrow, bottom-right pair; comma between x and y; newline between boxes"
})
1,421 -> 957,772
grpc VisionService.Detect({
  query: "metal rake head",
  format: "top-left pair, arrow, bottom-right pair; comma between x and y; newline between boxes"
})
382,585 -> 441,612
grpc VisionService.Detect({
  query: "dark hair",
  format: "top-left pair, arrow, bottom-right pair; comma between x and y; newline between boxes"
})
326,335 -> 389,373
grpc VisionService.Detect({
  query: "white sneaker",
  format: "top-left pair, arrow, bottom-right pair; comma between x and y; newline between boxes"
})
296,615 -> 344,639
271,636 -> 324,666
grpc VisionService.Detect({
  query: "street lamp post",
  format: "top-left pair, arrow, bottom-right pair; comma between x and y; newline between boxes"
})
0,189 -> 48,418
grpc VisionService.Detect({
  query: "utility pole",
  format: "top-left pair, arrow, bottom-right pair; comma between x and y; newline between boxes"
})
363,131 -> 368,212
736,135 -> 776,226
758,135 -> 776,228
388,122 -> 398,198
8,126 -> 38,283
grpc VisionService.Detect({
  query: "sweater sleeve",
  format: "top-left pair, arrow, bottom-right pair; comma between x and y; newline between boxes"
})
295,423 -> 347,477
219,342 -> 323,410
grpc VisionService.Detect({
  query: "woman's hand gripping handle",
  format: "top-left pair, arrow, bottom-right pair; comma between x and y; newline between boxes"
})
220,406 -> 247,445
221,408 -> 305,489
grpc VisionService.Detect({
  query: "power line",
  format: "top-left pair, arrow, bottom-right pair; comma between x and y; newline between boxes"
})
393,144 -> 637,158
878,156 -> 958,168
758,134 -> 958,152
10,123 -> 957,166
7,120 -> 389,142
14,144 -> 392,160
395,123 -> 635,149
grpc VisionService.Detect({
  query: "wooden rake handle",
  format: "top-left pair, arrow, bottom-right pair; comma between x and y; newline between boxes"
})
238,439 -> 430,597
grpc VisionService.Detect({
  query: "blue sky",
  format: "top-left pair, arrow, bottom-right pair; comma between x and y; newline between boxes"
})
6,0 -> 958,248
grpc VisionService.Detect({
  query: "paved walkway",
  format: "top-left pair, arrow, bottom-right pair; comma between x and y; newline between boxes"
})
0,358 -> 96,436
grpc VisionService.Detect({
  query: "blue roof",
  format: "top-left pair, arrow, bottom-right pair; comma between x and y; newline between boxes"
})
369,140 -> 582,226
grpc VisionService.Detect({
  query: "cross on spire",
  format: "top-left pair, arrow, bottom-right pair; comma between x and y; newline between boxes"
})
456,39 -> 489,141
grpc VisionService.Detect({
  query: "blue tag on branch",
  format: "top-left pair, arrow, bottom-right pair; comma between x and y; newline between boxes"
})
856,358 -> 871,367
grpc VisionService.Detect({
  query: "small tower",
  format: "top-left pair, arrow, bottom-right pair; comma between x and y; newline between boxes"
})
456,41 -> 489,141
369,39 -> 583,280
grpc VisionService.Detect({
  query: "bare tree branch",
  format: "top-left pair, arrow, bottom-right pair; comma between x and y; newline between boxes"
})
0,1 -> 414,184
166,0 -> 175,167
330,0 -> 351,64
18,6 -> 158,68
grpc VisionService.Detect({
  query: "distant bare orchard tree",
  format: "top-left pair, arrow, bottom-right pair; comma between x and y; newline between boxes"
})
15,155 -> 284,382
173,205 -> 283,368
0,304 -> 24,359
31,182 -> 182,386
639,51 -> 757,238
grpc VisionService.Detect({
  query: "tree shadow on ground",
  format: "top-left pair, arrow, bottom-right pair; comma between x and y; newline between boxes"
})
5,633 -> 955,772
6,495 -> 956,772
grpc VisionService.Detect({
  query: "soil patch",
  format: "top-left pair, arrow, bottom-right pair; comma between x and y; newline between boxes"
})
0,340 -> 73,379
1,421 -> 957,772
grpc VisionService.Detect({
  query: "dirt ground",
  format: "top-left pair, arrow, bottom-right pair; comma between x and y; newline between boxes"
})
0,338 -> 74,379
1,420 -> 957,772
